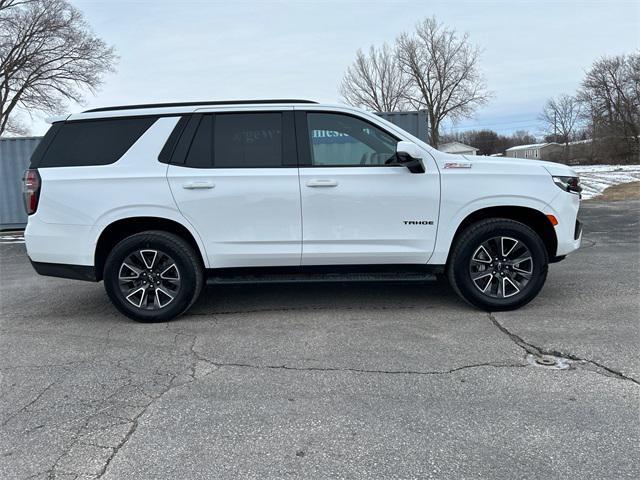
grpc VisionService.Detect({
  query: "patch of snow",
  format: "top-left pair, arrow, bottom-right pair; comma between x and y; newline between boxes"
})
505,142 -> 559,152
0,232 -> 25,244
571,165 -> 640,199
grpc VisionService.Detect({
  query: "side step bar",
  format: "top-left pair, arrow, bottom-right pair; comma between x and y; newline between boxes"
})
205,266 -> 442,286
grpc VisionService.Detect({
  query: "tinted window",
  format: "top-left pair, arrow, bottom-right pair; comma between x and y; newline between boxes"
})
29,122 -> 63,168
158,115 -> 190,164
307,113 -> 397,166
36,117 -> 155,167
184,115 -> 213,168
214,113 -> 282,168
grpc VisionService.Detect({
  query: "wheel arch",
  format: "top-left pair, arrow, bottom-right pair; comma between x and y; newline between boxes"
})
94,217 -> 206,281
446,206 -> 558,265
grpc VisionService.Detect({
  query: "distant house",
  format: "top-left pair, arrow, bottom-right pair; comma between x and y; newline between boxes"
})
438,141 -> 478,155
505,142 -> 563,160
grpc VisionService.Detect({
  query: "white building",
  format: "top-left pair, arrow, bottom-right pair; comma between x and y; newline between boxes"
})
505,142 -> 563,159
438,141 -> 478,155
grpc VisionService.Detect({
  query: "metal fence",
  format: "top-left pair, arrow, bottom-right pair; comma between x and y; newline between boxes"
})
0,137 -> 41,230
0,111 -> 428,230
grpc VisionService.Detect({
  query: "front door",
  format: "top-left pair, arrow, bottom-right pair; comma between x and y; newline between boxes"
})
296,111 -> 440,265
167,110 -> 302,268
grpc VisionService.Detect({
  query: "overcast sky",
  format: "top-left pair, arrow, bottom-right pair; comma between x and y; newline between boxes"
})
28,0 -> 640,136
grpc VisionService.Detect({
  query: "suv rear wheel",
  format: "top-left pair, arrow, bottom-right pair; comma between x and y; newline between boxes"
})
103,231 -> 203,322
447,219 -> 549,311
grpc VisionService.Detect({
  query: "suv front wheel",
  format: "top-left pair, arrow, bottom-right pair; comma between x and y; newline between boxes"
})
447,219 -> 549,311
104,231 -> 204,322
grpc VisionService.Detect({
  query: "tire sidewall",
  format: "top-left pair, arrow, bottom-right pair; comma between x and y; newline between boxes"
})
104,233 -> 199,322
452,222 -> 548,311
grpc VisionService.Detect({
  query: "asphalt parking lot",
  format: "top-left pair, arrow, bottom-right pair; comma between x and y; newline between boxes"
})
1,199 -> 638,480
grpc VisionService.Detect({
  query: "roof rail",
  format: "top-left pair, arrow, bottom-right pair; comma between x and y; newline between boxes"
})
84,99 -> 318,113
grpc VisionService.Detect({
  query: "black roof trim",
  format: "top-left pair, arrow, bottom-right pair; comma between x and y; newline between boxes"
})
84,99 -> 318,113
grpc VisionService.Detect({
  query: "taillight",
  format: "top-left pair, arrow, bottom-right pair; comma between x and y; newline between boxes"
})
23,169 -> 41,215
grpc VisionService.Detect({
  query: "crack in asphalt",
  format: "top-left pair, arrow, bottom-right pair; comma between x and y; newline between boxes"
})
93,339 -> 205,479
488,313 -> 640,386
217,360 -> 526,376
183,330 -> 526,377
66,332 -> 527,476
7,355 -> 195,480
93,403 -> 150,479
190,353 -> 525,377
44,372 -> 191,480
1,380 -> 58,428
9,312 -> 637,478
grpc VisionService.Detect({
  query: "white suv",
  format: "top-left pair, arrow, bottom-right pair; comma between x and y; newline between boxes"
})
24,100 -> 582,322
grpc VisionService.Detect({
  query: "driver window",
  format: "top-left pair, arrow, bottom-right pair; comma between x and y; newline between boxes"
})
307,113 -> 397,166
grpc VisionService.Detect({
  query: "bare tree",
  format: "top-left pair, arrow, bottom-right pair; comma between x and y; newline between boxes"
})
340,43 -> 409,112
0,0 -> 33,12
539,94 -> 582,145
396,17 -> 490,148
0,0 -> 116,135
577,52 -> 639,156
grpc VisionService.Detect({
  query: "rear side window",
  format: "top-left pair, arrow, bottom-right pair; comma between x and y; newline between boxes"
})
175,112 -> 294,168
214,113 -> 282,168
33,117 -> 155,168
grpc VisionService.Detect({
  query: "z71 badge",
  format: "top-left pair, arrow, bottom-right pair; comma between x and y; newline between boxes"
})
444,162 -> 472,169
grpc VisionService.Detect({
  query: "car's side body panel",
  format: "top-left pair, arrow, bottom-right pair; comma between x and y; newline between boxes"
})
25,102 -> 582,280
292,105 -> 441,265
298,165 -> 440,265
26,117 -> 210,268
426,152 -> 576,264
165,107 -> 303,268
167,166 -> 303,268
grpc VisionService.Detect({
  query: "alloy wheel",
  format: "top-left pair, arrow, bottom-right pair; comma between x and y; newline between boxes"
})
118,249 -> 181,310
468,236 -> 533,298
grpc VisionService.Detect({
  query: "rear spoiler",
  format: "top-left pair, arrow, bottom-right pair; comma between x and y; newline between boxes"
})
45,114 -> 70,124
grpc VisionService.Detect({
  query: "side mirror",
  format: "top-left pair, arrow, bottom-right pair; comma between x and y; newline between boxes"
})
393,141 -> 425,174
397,141 -> 423,159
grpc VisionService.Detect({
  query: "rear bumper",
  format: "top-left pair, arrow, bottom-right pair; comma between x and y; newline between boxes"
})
26,215 -> 98,282
29,259 -> 98,282
25,216 -> 96,265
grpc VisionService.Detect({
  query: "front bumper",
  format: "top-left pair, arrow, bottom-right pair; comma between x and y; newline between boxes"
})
547,190 -> 582,256
574,218 -> 583,240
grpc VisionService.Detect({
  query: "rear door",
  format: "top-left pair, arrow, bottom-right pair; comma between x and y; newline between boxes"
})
296,110 -> 440,265
166,110 -> 302,268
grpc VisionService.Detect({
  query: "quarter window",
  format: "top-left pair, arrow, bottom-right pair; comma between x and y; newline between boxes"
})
34,117 -> 155,168
307,113 -> 397,167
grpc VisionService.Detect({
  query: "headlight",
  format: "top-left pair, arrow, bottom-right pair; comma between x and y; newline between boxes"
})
552,176 -> 582,194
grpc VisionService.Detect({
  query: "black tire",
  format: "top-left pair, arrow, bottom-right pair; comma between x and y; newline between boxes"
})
103,231 -> 204,322
447,218 -> 548,311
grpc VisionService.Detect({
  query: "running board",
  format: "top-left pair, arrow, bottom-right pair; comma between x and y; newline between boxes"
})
206,268 -> 440,286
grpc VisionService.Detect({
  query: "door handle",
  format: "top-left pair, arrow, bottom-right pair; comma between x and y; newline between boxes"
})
182,181 -> 215,189
306,179 -> 338,188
